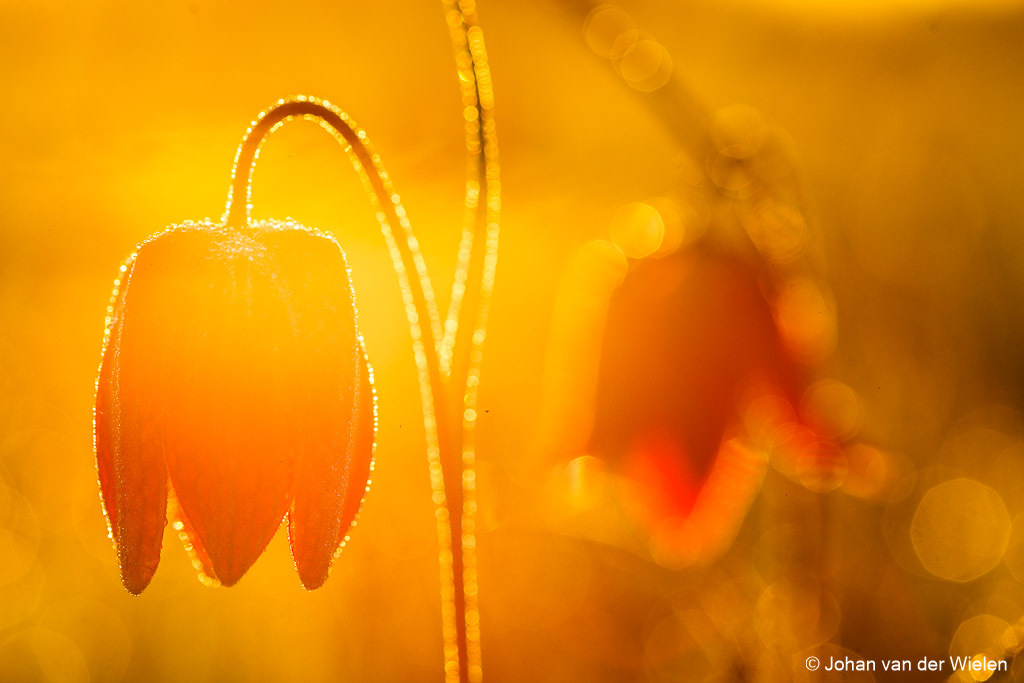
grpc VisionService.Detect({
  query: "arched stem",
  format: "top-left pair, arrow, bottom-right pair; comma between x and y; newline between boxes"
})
221,94 -> 489,683
223,99 -> 444,372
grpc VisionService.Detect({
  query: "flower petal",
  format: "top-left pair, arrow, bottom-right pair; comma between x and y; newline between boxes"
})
288,344 -> 376,590
98,259 -> 169,595
249,225 -> 377,590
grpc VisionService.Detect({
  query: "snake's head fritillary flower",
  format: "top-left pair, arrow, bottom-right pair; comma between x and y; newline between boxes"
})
94,218 -> 377,595
589,246 -> 837,545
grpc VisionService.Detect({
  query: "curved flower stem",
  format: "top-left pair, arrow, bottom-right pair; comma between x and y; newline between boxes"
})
222,88 -> 495,683
223,100 -> 443,372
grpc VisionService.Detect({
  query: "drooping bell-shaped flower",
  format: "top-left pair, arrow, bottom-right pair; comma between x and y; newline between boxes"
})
587,244 -> 839,564
590,246 -> 799,509
95,218 -> 376,594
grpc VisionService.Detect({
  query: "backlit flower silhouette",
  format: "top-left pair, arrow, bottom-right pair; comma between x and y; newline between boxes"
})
95,219 -> 377,594
93,86 -> 497,683
92,1 -> 498,678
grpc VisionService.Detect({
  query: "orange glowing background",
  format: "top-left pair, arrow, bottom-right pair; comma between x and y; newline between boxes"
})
3,0 -> 1024,681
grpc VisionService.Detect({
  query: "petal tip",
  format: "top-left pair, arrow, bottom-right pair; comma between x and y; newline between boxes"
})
298,573 -> 328,591
208,553 -> 258,588
216,573 -> 244,588
120,568 -> 156,596
299,577 -> 325,593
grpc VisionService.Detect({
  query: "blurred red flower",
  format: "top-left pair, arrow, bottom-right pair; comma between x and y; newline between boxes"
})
587,244 -> 836,562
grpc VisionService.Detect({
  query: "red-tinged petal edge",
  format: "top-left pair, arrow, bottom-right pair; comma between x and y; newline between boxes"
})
95,260 -> 129,542
96,253 -> 169,595
288,341 -> 377,590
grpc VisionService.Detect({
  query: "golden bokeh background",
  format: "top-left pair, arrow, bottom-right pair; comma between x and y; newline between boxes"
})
3,0 -> 1024,680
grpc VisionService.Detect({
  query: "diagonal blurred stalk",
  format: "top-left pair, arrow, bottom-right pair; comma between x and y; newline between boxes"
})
559,0 -> 820,253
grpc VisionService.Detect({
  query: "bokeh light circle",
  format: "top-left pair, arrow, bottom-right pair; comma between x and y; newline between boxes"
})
609,202 -> 665,259
618,39 -> 673,92
911,478 -> 1011,582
